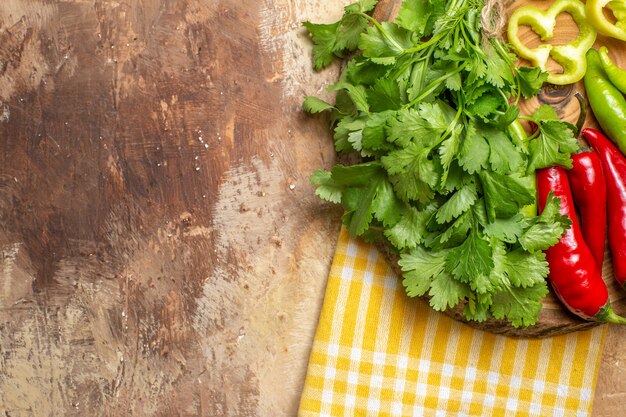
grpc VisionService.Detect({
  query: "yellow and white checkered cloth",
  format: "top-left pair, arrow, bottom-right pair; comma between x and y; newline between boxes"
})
299,227 -> 606,416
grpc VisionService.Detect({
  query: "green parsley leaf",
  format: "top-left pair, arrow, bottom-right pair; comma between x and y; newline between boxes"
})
445,230 -> 494,283
341,186 -> 375,235
438,127 -> 463,186
466,53 -> 488,85
396,0 -> 441,37
519,222 -> 567,253
368,78 -> 403,111
362,111 -> 395,151
490,282 -> 549,328
483,214 -> 526,243
383,143 -> 441,203
381,143 -> 429,175
371,178 -> 404,226
485,125 -> 525,174
330,161 -> 383,186
400,244 -> 473,310
531,104 -> 559,122
311,169 -> 342,203
489,106 -> 521,129
334,90 -> 357,116
477,238 -> 508,293
458,121 -> 489,174
346,56 -> 389,86
487,238 -> 509,288
467,91 -> 505,119
303,21 -> 341,71
343,187 -> 379,235
359,22 -> 413,60
519,193 -> 571,252
303,96 -> 334,113
503,249 -> 549,288
483,44 -> 514,88
387,108 -> 430,147
399,246 -> 448,297
464,296 -> 490,322
462,78 -> 488,106
419,100 -> 457,131
425,210 -> 472,249
519,222 -> 565,253
344,0 -> 378,13
335,14 -> 370,52
303,1 -> 379,71
384,205 -> 435,249
390,172 -> 436,203
441,160 -> 469,192
527,120 -> 579,172
445,71 -> 462,91
516,66 -> 549,99
335,163 -> 403,235
329,81 -> 370,113
428,272 -> 472,311
435,181 -> 477,224
333,116 -> 365,152
348,129 -> 364,151
479,171 -> 534,222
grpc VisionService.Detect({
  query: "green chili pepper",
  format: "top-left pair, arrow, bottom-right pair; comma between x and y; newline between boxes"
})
584,48 -> 626,156
507,0 -> 597,85
598,46 -> 626,95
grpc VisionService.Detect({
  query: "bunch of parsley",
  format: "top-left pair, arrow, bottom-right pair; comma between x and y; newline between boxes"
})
304,0 -> 576,327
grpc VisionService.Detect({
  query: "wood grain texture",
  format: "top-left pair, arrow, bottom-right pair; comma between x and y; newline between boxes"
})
0,0 -> 352,415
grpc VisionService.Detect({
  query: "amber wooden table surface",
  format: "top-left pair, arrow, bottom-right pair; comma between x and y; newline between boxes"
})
0,1 -> 623,416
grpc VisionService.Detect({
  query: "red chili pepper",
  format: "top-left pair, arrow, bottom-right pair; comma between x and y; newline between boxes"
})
566,151 -> 607,273
537,166 -> 625,323
582,128 -> 626,288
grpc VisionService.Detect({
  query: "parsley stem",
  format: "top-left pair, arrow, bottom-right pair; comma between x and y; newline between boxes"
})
404,0 -> 469,54
390,55 -> 425,85
407,53 -> 432,102
404,32 -> 447,54
443,93 -> 464,141
404,63 -> 468,108
355,12 -> 405,55
430,92 -> 464,172
358,0 -> 469,65
492,38 -> 515,67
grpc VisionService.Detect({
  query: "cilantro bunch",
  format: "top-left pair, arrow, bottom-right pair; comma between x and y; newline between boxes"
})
304,0 -> 576,327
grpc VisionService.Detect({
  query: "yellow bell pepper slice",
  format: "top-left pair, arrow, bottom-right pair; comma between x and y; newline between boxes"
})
507,0 -> 597,85
586,0 -> 626,41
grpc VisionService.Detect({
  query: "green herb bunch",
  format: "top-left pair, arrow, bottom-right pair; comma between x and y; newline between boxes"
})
304,0 -> 576,327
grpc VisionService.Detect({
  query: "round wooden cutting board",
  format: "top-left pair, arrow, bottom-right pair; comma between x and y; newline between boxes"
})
369,0 -> 626,337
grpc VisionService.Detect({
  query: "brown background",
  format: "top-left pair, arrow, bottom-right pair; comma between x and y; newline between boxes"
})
0,0 -> 623,416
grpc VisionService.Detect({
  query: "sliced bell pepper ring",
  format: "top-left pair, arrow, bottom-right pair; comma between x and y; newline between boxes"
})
598,46 -> 626,95
586,0 -> 626,41
507,0 -> 597,85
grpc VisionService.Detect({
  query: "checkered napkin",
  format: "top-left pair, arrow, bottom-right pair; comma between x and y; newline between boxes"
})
299,227 -> 606,416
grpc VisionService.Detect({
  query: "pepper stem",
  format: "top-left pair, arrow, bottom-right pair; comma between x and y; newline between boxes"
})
574,92 -> 586,136
573,92 -> 592,152
597,305 -> 626,325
